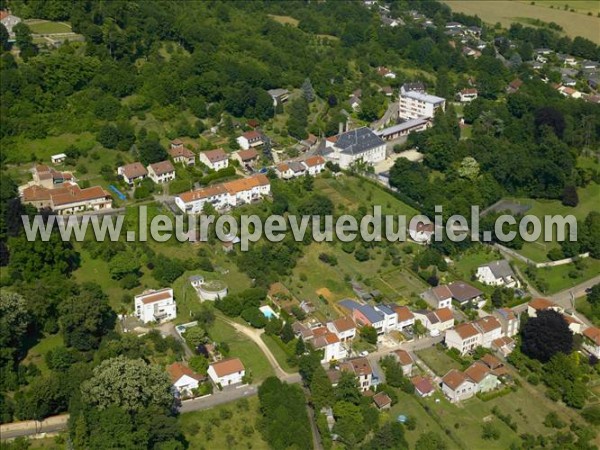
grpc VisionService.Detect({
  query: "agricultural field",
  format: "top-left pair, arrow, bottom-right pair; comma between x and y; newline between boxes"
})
179,396 -> 269,450
443,0 -> 600,43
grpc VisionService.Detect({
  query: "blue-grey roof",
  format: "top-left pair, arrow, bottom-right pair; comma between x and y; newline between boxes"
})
402,90 -> 445,105
375,305 -> 395,316
376,118 -> 429,137
339,299 -> 361,311
357,305 -> 384,323
334,127 -> 385,156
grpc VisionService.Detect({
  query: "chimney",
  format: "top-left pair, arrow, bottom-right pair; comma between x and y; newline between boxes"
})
338,122 -> 344,135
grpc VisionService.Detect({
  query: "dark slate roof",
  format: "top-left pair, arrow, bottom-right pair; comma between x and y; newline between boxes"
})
339,299 -> 361,311
357,305 -> 384,323
334,127 -> 385,156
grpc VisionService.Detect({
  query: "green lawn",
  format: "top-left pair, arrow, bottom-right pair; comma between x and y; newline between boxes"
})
517,258 -> 600,295
416,347 -> 462,376
388,392 -> 459,449
22,334 -> 63,374
179,395 -> 269,450
25,20 -> 72,34
511,181 -> 599,263
2,133 -> 96,166
208,319 -> 274,382
260,334 -> 298,373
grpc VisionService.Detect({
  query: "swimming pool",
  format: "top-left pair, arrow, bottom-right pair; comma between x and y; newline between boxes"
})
259,305 -> 279,319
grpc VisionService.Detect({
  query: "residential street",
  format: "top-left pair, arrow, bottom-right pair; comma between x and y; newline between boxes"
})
179,384 -> 259,413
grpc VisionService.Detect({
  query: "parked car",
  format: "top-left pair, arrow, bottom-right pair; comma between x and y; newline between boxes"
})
360,350 -> 369,357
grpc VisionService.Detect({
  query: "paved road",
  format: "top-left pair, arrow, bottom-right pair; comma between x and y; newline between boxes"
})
179,384 -> 259,413
0,415 -> 69,440
370,100 -> 398,130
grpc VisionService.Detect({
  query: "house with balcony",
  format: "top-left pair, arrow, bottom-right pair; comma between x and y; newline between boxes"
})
134,288 -> 176,324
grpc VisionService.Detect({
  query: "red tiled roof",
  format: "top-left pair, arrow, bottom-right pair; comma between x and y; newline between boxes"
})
394,349 -> 413,366
236,149 -> 259,161
434,307 -> 454,323
464,362 -> 492,383
332,317 -> 356,333
583,326 -> 600,346
167,362 -> 203,383
210,358 -> 245,377
168,146 -> 195,159
411,376 -> 434,395
393,305 -> 414,322
474,316 -> 502,333
304,155 -> 325,167
529,298 -> 556,311
50,185 -> 111,207
202,148 -> 228,163
432,285 -> 452,301
442,369 -> 469,390
149,160 -> 175,175
492,336 -> 514,349
453,322 -> 480,339
480,354 -> 503,370
242,130 -> 261,140
136,288 -> 172,305
341,357 -> 372,376
120,162 -> 147,179
373,392 -> 392,408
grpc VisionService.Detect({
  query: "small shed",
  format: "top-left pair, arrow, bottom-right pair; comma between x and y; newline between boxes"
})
51,153 -> 67,164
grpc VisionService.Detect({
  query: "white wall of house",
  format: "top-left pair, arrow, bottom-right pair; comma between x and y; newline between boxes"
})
445,330 -> 482,355
148,168 -> 175,184
583,341 -> 600,358
173,375 -> 199,395
134,289 -> 176,324
442,380 -> 477,402
207,366 -> 245,386
199,154 -> 229,171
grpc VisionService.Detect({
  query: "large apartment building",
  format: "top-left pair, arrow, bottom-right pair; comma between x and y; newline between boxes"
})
175,174 -> 270,214
322,127 -> 386,169
399,84 -> 446,120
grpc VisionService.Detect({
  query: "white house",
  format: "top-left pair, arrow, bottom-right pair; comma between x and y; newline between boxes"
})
340,358 -> 373,392
207,358 -> 245,386
583,326 -> 600,358
326,317 -> 356,342
167,362 -> 203,396
393,350 -> 414,376
313,331 -> 347,363
0,11 -> 21,37
234,149 -> 259,167
457,88 -> 478,102
21,183 -> 112,215
391,305 -> 415,331
445,322 -> 481,355
413,308 -> 454,333
168,140 -> 196,166
442,369 -> 477,402
276,161 -> 306,179
199,149 -> 229,171
188,275 -> 205,289
374,304 -> 398,332
267,88 -> 289,106
322,127 -> 386,169
377,66 -> 396,79
493,308 -> 519,337
445,316 -> 503,355
147,160 -> 176,184
118,162 -> 148,186
421,285 -> 453,310
237,131 -> 263,150
303,155 -> 326,176
175,174 -> 271,214
51,153 -> 67,164
399,85 -> 446,120
476,260 -> 520,288
134,288 -> 177,324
